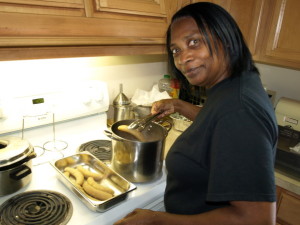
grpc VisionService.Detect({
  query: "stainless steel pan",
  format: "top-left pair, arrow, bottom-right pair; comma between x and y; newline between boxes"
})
105,119 -> 171,183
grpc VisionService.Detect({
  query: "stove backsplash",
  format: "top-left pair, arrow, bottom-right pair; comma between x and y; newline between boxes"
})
0,55 -> 167,134
0,80 -> 109,134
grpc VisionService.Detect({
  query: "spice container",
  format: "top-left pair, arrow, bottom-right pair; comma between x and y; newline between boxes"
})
158,74 -> 172,96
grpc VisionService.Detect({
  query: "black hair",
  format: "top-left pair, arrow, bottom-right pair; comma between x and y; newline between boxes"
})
167,2 -> 258,93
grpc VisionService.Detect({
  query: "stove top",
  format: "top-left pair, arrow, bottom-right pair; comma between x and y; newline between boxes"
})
0,114 -> 167,225
78,140 -> 112,163
0,190 -> 72,225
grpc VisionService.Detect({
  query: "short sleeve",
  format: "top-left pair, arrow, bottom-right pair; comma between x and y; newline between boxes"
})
206,108 -> 276,202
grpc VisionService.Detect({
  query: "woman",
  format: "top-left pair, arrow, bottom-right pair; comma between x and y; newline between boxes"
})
114,2 -> 278,225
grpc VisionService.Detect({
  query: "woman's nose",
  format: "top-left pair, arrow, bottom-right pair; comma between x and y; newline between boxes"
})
178,49 -> 193,65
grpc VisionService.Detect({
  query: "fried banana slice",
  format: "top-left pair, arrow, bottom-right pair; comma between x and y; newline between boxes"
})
77,165 -> 103,180
87,177 -> 114,195
64,167 -> 84,185
117,125 -> 146,142
82,181 -> 113,201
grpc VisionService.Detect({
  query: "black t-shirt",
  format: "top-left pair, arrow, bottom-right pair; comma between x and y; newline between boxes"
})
164,71 -> 278,214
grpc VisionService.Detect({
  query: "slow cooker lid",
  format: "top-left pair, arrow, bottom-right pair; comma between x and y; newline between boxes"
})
0,136 -> 33,168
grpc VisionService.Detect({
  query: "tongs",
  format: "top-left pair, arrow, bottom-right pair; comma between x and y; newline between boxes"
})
128,112 -> 162,132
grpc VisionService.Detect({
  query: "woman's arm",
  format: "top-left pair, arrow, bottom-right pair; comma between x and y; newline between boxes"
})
151,99 -> 201,121
114,201 -> 276,225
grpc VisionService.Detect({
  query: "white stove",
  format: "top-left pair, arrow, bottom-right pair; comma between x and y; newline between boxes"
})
0,81 -> 166,225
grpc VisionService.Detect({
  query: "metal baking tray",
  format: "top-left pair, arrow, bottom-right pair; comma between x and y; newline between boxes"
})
51,152 -> 136,212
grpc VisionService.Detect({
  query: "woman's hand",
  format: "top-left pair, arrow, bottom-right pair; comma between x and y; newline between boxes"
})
151,99 -> 178,118
113,209 -> 159,225
151,99 -> 202,121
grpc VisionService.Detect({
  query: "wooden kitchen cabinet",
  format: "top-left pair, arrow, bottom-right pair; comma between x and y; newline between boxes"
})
0,0 -> 86,16
191,0 -> 266,59
0,0 -> 187,60
191,0 -> 300,70
256,0 -> 300,70
93,0 -> 166,18
0,0 -> 167,42
276,186 -> 300,225
3,0 -> 263,55
0,0 -> 299,70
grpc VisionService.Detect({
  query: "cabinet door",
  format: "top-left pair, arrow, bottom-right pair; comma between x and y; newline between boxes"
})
277,190 -> 300,225
224,0 -> 265,58
259,0 -> 300,69
94,0 -> 166,17
190,0 -> 264,58
165,0 -> 191,24
0,0 -> 86,17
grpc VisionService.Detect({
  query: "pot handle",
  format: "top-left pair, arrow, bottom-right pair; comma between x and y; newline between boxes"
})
104,130 -> 124,142
155,119 -> 173,132
10,164 -> 32,180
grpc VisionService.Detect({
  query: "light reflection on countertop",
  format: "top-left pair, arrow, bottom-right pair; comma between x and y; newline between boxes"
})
164,126 -> 182,158
275,169 -> 300,195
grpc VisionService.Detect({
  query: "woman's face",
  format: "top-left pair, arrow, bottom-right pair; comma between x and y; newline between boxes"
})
170,17 -> 229,88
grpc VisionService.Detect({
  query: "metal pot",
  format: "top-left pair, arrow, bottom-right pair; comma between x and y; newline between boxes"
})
0,136 -> 36,196
106,119 -> 171,183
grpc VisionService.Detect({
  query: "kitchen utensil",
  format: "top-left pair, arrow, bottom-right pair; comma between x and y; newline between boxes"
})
0,136 -> 36,196
105,119 -> 171,183
127,112 -> 162,132
43,112 -> 68,152
113,84 -> 134,122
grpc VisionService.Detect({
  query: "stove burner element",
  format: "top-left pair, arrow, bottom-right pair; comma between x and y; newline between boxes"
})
78,140 -> 112,162
0,190 -> 73,225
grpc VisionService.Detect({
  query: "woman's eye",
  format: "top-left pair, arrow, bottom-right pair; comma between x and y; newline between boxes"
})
171,48 -> 179,54
189,39 -> 198,46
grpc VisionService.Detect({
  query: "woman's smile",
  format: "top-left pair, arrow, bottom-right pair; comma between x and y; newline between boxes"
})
184,66 -> 203,79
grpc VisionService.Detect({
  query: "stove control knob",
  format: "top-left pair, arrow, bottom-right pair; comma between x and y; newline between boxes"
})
81,92 -> 92,105
82,97 -> 92,105
94,91 -> 103,103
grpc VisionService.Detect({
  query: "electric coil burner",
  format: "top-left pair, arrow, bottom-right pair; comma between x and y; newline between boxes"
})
78,140 -> 112,163
0,190 -> 73,225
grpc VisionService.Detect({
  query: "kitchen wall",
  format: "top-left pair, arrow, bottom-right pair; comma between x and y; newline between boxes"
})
257,63 -> 300,105
0,56 -> 299,110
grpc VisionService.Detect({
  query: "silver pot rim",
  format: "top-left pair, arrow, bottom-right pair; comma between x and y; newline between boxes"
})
0,136 -> 34,168
110,119 -> 169,143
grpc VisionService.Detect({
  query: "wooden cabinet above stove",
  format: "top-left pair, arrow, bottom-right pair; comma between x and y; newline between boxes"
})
1,0 -> 299,70
191,0 -> 300,70
0,0 -> 189,60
